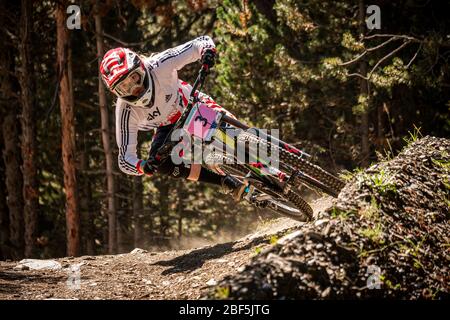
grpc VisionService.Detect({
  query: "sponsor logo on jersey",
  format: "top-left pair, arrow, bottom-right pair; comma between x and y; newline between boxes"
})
147,107 -> 161,121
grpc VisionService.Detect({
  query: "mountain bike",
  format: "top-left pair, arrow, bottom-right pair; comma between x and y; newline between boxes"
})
153,65 -> 345,221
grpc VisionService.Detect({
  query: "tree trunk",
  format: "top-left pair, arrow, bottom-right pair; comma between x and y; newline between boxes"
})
115,179 -> 130,253
0,5 -> 22,259
159,180 -> 169,244
133,176 -> 144,248
148,193 -> 154,243
56,1 -> 80,257
2,113 -> 24,259
177,203 -> 183,242
177,181 -> 184,242
116,206 -> 126,253
377,103 -> 384,154
79,133 -> 95,256
95,6 -> 117,254
359,0 -> 370,167
19,0 -> 38,258
0,117 -> 11,260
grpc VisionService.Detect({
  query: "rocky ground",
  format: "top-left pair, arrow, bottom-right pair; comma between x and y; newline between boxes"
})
207,136 -> 449,299
1,136 -> 447,300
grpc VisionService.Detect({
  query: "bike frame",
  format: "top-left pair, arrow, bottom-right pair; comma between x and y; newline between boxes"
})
153,65 -> 319,196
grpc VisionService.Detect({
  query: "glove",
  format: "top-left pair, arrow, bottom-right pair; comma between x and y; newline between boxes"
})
201,48 -> 216,69
136,157 -> 159,176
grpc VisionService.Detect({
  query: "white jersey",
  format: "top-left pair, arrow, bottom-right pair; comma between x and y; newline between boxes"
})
115,36 -> 215,176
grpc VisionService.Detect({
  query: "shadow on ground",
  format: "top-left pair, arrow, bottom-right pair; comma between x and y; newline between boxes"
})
152,236 -> 267,275
0,270 -> 65,297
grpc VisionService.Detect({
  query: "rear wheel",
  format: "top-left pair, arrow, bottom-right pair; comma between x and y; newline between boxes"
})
238,132 -> 345,196
257,192 -> 312,221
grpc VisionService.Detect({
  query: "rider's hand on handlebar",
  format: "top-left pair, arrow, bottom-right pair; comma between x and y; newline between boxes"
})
201,48 -> 216,69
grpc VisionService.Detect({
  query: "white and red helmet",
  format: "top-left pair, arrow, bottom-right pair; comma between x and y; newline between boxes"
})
100,47 -> 153,107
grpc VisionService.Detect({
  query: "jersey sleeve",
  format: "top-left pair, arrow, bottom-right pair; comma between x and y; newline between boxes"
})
155,35 -> 215,72
115,102 -> 143,176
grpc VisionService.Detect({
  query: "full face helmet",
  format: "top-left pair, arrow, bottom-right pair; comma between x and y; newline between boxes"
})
100,47 -> 153,107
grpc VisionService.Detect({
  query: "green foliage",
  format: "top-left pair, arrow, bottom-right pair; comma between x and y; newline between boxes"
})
359,223 -> 384,244
360,196 -> 380,221
269,235 -> 278,245
214,286 -> 230,299
253,246 -> 262,256
353,94 -> 369,116
403,125 -> 423,146
330,207 -> 354,220
398,236 -> 427,271
338,170 -> 354,181
431,158 -> 450,171
369,170 -> 397,195
379,275 -> 402,290
341,32 -> 364,52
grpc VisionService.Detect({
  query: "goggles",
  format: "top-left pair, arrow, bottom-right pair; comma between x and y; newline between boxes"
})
113,66 -> 145,97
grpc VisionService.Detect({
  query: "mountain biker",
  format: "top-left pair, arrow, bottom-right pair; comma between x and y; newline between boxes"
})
99,36 -> 248,201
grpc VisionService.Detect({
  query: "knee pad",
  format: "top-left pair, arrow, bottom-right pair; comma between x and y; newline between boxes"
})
157,159 -> 190,179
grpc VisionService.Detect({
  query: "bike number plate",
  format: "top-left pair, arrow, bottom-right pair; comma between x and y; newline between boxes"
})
183,103 -> 222,141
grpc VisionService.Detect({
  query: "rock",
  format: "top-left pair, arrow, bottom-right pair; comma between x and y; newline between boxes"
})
314,219 -> 329,227
130,248 -> 148,254
321,287 -> 331,298
212,259 -> 228,263
206,279 -> 217,286
81,256 -> 96,260
16,259 -> 62,271
237,266 -> 246,272
13,264 -> 30,271
278,230 -> 302,244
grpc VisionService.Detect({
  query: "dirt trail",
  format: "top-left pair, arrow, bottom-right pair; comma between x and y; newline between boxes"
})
0,198 -> 333,300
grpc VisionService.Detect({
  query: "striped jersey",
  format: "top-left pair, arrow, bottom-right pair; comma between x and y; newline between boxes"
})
115,36 -> 216,176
